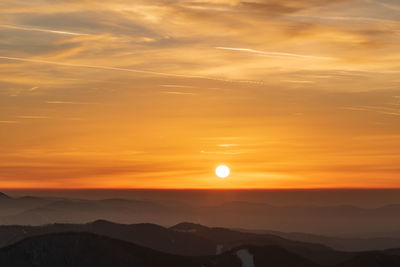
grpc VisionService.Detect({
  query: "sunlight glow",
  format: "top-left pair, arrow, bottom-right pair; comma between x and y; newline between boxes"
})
216,165 -> 230,178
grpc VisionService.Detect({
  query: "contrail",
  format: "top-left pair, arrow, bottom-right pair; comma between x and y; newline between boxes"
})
368,0 -> 400,12
46,101 -> 98,105
0,56 -> 230,82
215,47 -> 334,60
0,24 -> 89,36
0,120 -> 19,124
162,91 -> 196,95
18,116 -> 49,119
290,15 -> 400,24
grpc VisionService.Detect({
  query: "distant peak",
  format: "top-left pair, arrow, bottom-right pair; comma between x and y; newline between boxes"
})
170,222 -> 209,232
0,192 -> 10,199
89,219 -> 116,226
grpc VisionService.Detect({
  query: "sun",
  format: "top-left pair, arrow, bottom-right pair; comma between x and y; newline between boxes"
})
216,165 -> 230,178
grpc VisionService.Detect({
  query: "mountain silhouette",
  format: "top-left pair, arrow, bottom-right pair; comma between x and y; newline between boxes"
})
337,251 -> 400,267
239,228 -> 400,251
0,192 -> 10,199
0,220 -> 352,265
0,220 -> 215,256
3,195 -> 400,238
171,222 -> 353,265
1,232 -> 400,267
0,232 -> 323,267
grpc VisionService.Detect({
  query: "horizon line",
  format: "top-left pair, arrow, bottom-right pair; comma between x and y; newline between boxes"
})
2,187 -> 400,191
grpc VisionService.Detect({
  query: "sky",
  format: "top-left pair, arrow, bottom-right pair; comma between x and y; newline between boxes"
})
0,0 -> 400,189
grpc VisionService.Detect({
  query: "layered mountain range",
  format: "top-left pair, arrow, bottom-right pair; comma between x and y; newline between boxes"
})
1,192 -> 400,266
0,222 -> 400,267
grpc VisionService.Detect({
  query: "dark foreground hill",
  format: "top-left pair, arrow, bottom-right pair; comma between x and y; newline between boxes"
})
241,228 -> 400,252
1,232 -> 400,267
171,222 -> 352,265
3,221 -> 400,266
0,220 -> 215,255
0,220 -> 351,265
0,192 -> 10,199
337,251 -> 400,267
0,232 -> 320,267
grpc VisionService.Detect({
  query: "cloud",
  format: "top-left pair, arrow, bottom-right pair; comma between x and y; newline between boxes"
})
284,80 -> 315,84
0,159 -> 204,187
215,46 -> 334,60
0,120 -> 19,124
371,0 -> 400,12
1,0 -> 400,188
46,101 -> 97,105
17,116 -> 49,119
200,149 -> 253,155
0,24 -> 89,36
217,144 -> 239,147
0,56 -> 252,83
160,84 -> 195,88
177,0 -> 357,15
162,91 -> 196,95
341,106 -> 400,117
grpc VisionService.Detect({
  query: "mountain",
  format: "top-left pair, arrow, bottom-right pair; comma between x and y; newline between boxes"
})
0,232 -> 215,267
1,232 -> 400,267
0,196 -> 57,217
0,220 -> 353,264
0,198 -> 168,225
0,220 -> 340,262
0,220 -> 215,255
198,202 -> 400,237
240,228 -> 400,251
0,220 -> 354,265
0,232 -> 323,267
3,195 -> 400,238
171,222 -> 353,265
337,251 -> 400,267
0,192 -> 10,199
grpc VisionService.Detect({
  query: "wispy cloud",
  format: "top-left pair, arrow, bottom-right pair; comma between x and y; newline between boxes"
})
284,80 -> 315,84
217,144 -> 239,147
0,24 -> 90,36
0,120 -> 19,124
46,101 -> 97,105
200,149 -> 253,155
162,91 -> 196,95
370,0 -> 400,11
341,106 -> 400,117
17,116 -> 49,119
1,0 -> 400,189
290,15 -> 400,24
215,47 -> 334,60
0,56 -> 233,82
160,84 -> 195,88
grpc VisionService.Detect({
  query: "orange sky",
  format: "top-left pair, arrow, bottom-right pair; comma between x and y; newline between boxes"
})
0,0 -> 400,189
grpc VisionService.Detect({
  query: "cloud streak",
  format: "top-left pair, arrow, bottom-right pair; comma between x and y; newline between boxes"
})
162,91 -> 196,95
46,101 -> 97,105
0,121 -> 19,124
0,56 -> 235,82
17,116 -> 49,119
1,0 -> 400,188
0,24 -> 90,36
215,47 -> 334,60
341,106 -> 400,117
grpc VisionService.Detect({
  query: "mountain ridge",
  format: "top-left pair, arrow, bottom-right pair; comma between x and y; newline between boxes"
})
1,232 -> 400,267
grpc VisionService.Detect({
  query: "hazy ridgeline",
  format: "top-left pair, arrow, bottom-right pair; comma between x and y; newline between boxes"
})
2,189 -> 400,237
6,189 -> 400,207
2,189 -> 400,266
